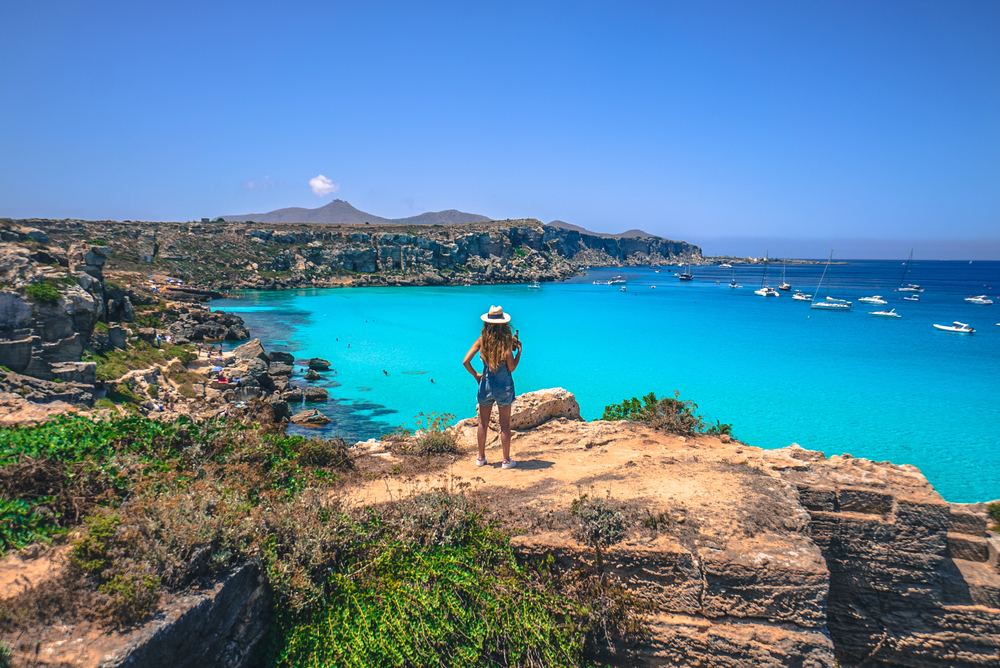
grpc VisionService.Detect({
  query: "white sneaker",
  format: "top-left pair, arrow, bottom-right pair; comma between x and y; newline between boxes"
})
501,459 -> 517,470
476,456 -> 487,467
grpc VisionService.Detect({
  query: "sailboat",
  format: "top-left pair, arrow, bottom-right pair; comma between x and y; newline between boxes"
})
811,251 -> 852,310
754,250 -> 779,297
778,254 -> 791,291
678,262 -> 693,281
728,266 -> 739,288
898,249 -> 923,292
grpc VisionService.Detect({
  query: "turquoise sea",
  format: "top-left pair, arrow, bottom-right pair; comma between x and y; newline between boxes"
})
211,260 -> 1000,503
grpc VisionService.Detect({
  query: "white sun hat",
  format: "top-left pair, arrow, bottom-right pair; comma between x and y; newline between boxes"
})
481,305 -> 511,324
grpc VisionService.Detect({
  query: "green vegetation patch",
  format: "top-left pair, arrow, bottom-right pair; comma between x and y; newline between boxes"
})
24,280 -> 61,305
602,391 -> 733,437
84,340 -> 194,382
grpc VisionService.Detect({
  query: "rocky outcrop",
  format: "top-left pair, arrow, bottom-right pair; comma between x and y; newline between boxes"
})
0,249 -> 106,404
165,307 -> 250,343
777,450 -> 1000,667
291,409 -> 332,426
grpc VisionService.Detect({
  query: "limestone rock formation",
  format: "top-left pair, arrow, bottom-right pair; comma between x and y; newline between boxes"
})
291,409 -> 332,426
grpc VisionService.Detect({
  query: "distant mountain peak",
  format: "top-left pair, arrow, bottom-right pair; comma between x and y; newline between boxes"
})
547,220 -> 655,239
220,200 -> 490,226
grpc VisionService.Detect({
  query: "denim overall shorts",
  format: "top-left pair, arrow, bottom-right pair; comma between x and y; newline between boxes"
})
477,359 -> 515,407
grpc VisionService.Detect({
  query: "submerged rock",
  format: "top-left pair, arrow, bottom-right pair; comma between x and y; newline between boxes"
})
304,368 -> 321,380
291,409 -> 331,426
282,386 -> 328,402
307,357 -> 331,371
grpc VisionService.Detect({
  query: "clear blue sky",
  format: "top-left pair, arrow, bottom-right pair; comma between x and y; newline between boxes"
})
2,1 -> 998,258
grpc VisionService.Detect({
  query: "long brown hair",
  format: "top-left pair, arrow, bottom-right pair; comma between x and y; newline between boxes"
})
480,322 -> 514,372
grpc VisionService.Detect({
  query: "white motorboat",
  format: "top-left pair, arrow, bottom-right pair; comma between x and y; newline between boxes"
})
608,277 -> 627,285
528,282 -> 541,290
792,291 -> 812,301
859,295 -> 888,305
811,251 -> 852,310
870,309 -> 901,318
720,263 -> 733,268
620,287 -> 627,292
897,249 -> 923,292
902,295 -> 919,301
965,295 -> 993,305
933,321 -> 974,333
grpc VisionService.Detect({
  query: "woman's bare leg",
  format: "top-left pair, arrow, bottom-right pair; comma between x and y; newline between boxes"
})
498,405 -> 512,462
477,403 -> 492,459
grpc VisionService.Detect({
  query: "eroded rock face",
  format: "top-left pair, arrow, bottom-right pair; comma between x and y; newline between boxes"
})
776,451 -> 1000,668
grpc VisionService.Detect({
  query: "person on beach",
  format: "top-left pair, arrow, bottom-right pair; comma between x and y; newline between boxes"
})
463,305 -> 522,470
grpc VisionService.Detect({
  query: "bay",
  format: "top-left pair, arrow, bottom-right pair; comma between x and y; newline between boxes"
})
212,259 -> 1000,503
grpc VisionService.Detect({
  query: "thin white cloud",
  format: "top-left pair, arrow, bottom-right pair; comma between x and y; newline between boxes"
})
309,174 -> 340,197
243,175 -> 273,190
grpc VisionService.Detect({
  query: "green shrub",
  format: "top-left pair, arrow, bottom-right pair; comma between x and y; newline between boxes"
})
602,391 -> 706,435
0,497 -> 54,555
71,513 -> 122,576
408,412 -> 457,455
570,494 -> 627,549
514,247 -> 527,257
988,502 -> 1000,533
0,640 -> 11,668
296,438 -> 353,469
25,280 -> 61,305
84,238 -> 108,246
267,505 -> 587,668
94,398 -> 116,410
99,573 -> 161,626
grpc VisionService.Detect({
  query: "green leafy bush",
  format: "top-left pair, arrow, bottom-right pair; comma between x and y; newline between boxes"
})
602,391 -> 711,436
267,504 -> 586,668
407,412 -> 457,455
24,280 -> 61,305
296,438 -> 353,469
988,502 -> 1000,533
0,497 -> 54,553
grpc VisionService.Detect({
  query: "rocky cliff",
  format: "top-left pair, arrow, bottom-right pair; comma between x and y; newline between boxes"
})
3,218 -> 702,291
0,222 -> 252,416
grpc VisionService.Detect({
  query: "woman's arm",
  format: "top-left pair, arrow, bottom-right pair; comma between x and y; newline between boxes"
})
506,336 -> 522,372
462,338 -> 483,381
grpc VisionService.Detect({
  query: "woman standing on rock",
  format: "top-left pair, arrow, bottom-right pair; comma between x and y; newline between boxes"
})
463,305 -> 521,470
